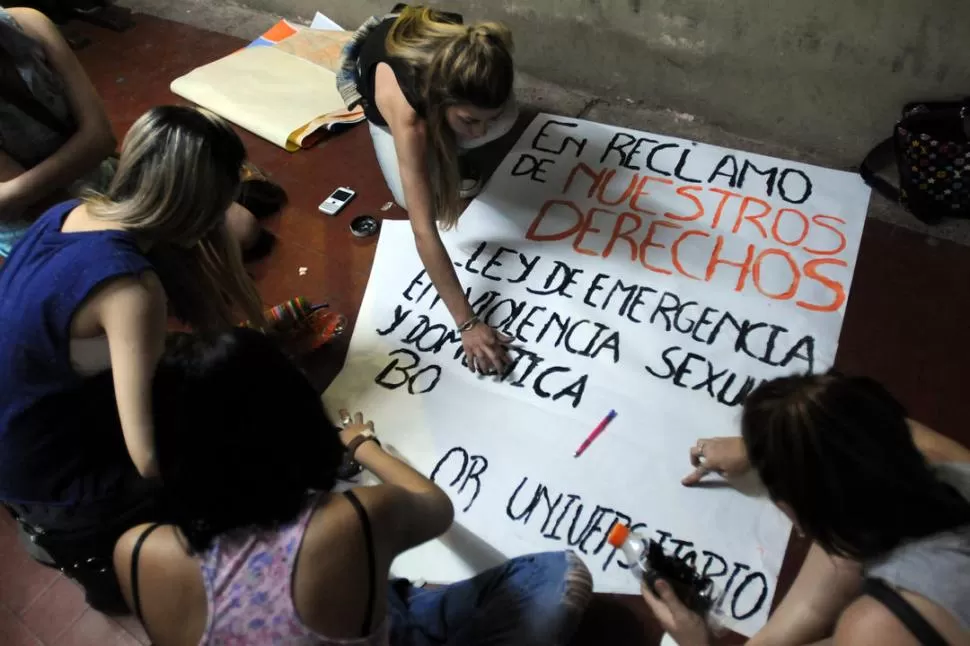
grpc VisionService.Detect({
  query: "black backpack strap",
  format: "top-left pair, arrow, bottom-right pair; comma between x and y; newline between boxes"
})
343,490 -> 376,637
859,136 -> 901,203
129,523 -> 164,625
862,578 -> 948,646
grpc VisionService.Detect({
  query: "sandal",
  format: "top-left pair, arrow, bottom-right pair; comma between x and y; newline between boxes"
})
239,163 -> 288,220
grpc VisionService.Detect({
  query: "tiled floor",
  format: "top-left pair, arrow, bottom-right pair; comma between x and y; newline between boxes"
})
0,508 -> 149,645
2,12 -> 969,646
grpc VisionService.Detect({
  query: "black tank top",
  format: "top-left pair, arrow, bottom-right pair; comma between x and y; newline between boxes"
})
355,13 -> 463,127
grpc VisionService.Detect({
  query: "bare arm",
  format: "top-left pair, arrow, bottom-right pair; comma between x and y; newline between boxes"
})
398,124 -> 476,326
908,418 -> 970,464
96,272 -> 168,478
375,63 -> 474,328
685,419 -> 969,486
1,8 -> 115,214
373,63 -> 510,373
748,544 -> 863,646
339,412 -> 454,553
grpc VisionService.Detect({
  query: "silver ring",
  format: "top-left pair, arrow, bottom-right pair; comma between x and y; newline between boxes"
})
695,441 -> 707,465
341,416 -> 353,426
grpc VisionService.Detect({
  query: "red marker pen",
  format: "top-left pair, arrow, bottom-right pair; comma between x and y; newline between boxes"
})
573,409 -> 617,458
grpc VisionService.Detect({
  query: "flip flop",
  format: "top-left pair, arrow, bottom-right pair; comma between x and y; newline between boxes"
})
239,163 -> 288,220
238,179 -> 288,220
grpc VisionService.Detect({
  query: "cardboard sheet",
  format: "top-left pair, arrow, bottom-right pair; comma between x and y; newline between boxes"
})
171,46 -> 358,151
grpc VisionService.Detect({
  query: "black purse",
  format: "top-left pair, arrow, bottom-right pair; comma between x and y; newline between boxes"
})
860,99 -> 970,224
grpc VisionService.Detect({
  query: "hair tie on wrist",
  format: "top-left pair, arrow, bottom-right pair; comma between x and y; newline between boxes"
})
458,315 -> 480,332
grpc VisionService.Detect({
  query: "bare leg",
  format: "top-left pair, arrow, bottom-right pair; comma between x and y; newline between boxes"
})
0,149 -> 25,182
0,150 -> 28,223
225,202 -> 261,251
0,150 -> 72,222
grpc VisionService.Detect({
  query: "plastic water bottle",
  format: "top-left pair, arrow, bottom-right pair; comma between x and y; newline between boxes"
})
607,524 -> 726,632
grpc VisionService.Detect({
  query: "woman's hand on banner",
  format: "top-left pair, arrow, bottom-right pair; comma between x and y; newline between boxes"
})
682,437 -> 750,485
338,409 -> 375,446
461,323 -> 511,375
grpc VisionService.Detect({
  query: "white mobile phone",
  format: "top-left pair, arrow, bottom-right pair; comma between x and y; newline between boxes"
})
318,187 -> 356,216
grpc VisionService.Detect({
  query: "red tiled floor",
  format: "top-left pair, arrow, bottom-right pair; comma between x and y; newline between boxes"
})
0,550 -> 60,616
0,604 -> 42,646
55,608 -> 142,646
0,510 -> 24,560
837,223 -> 970,446
20,576 -> 89,644
113,613 -> 152,646
0,12 -> 953,646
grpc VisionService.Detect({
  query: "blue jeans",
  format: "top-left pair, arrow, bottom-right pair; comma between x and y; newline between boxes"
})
387,551 -> 591,646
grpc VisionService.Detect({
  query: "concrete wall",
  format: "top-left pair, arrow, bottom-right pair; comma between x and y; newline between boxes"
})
236,0 -> 969,165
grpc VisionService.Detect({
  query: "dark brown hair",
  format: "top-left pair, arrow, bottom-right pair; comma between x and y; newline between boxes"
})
153,329 -> 344,552
742,372 -> 970,560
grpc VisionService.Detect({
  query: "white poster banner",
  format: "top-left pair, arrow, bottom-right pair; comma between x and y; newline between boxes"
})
324,114 -> 870,636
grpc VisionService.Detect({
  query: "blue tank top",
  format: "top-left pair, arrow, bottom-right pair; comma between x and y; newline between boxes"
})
0,200 -> 154,504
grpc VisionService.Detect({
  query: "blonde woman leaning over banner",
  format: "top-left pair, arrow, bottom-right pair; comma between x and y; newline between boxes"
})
338,4 -> 519,375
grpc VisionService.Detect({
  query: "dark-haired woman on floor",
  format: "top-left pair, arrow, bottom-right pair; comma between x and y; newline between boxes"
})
0,6 -> 273,256
0,5 -> 116,255
642,373 -> 970,646
113,328 -> 592,646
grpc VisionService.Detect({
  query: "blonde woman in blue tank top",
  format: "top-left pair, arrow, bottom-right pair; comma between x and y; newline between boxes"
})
0,105 -> 267,610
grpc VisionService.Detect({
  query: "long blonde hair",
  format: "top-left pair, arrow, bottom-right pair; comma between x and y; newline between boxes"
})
386,6 -> 514,228
85,106 -> 265,330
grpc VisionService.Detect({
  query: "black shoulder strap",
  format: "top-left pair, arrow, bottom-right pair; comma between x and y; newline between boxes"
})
862,578 -> 948,646
343,490 -> 376,638
130,522 -> 164,625
859,137 -> 901,203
